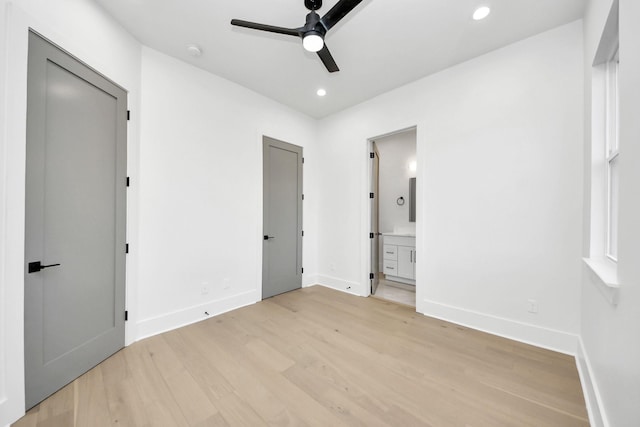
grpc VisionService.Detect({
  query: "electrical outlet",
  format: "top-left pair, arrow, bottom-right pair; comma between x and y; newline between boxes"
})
527,299 -> 538,314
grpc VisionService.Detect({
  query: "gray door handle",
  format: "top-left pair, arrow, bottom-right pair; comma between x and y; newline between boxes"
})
263,235 -> 275,240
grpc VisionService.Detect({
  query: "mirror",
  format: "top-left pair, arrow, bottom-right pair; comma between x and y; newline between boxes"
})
409,177 -> 416,222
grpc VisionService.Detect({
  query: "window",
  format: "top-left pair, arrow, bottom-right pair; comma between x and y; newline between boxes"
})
584,0 -> 620,300
605,47 -> 619,261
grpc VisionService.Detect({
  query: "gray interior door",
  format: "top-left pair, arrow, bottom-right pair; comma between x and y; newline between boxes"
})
262,137 -> 303,299
370,145 -> 380,294
24,32 -> 127,409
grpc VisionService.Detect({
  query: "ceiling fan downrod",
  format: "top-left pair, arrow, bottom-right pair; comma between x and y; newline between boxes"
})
305,0 -> 323,11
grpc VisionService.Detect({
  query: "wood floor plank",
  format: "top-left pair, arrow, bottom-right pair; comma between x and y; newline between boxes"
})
143,335 -> 219,426
178,321 -> 305,426
160,328 -> 235,403
73,367 -> 112,427
187,316 -> 346,427
122,339 -> 191,426
13,285 -> 589,427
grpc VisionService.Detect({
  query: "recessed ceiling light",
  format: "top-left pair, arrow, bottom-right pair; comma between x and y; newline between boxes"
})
317,88 -> 327,97
473,6 -> 491,20
186,44 -> 203,57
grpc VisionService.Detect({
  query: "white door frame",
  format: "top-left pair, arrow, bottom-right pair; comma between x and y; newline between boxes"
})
362,126 -> 418,300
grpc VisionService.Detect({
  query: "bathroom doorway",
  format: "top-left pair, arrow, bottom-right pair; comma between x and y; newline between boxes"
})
369,128 -> 417,306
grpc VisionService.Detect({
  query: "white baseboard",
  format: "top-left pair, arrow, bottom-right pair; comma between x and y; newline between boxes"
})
136,290 -> 258,341
316,275 -> 363,296
419,298 -> 578,355
576,337 -> 608,427
302,273 -> 319,288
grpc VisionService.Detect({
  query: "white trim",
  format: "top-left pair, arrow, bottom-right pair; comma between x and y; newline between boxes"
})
0,0 -> 8,415
302,273 -> 319,288
420,298 -> 578,355
364,126 -> 419,300
576,336 -> 610,427
315,275 -> 362,296
582,258 -> 619,305
136,290 -> 258,340
604,47 -> 619,262
361,138 -> 373,297
383,275 -> 415,286
1,4 -> 30,424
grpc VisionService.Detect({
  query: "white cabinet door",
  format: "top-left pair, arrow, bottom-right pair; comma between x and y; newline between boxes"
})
397,246 -> 415,279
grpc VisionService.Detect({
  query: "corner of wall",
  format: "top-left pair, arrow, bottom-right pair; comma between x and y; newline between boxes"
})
576,336 -> 608,427
419,298 -> 579,355
316,275 -> 365,297
135,290 -> 259,341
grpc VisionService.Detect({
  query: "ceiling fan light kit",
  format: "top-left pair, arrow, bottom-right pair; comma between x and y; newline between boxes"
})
231,0 -> 363,72
303,32 -> 324,52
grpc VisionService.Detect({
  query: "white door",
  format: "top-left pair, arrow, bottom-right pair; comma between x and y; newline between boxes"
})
24,32 -> 127,409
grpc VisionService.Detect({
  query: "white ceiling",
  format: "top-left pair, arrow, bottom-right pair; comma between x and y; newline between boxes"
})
93,0 -> 586,118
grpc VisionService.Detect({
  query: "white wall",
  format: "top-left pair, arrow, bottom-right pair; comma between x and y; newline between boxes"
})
316,21 -> 584,353
0,1 -> 142,424
0,2 -> 318,425
135,47 -> 318,338
0,2 -> 9,423
579,1 -> 640,426
6,2 -> 634,425
376,130 -> 417,236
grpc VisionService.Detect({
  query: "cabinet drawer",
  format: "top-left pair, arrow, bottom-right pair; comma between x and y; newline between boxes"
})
383,245 -> 398,261
383,260 -> 398,275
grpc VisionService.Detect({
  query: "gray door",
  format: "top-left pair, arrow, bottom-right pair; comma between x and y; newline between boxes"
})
24,32 -> 127,409
370,145 -> 380,294
262,137 -> 303,299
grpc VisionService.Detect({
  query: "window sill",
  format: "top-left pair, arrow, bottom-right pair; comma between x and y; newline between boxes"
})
583,257 -> 619,305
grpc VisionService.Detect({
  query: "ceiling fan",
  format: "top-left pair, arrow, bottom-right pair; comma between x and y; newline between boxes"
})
231,0 -> 363,73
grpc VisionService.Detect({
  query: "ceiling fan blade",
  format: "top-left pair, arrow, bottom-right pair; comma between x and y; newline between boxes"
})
231,19 -> 300,37
320,0 -> 363,31
317,44 -> 339,73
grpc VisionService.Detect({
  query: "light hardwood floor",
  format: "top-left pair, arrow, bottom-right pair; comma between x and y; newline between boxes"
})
14,285 -> 589,426
372,278 -> 416,307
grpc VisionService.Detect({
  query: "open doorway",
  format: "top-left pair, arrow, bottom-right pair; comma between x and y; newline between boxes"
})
369,128 -> 417,306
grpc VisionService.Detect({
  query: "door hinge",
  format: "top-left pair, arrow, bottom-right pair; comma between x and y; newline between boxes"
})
369,232 -> 374,239
301,268 -> 304,274
126,243 -> 129,254
126,177 -> 130,187
302,157 -> 305,164
370,273 -> 374,280
127,110 -> 130,121
369,192 -> 374,199
370,152 -> 374,159
125,310 -> 128,321
302,194 -> 305,201
301,230 -> 304,237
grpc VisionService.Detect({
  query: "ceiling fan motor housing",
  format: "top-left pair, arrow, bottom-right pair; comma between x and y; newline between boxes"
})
304,11 -> 327,37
